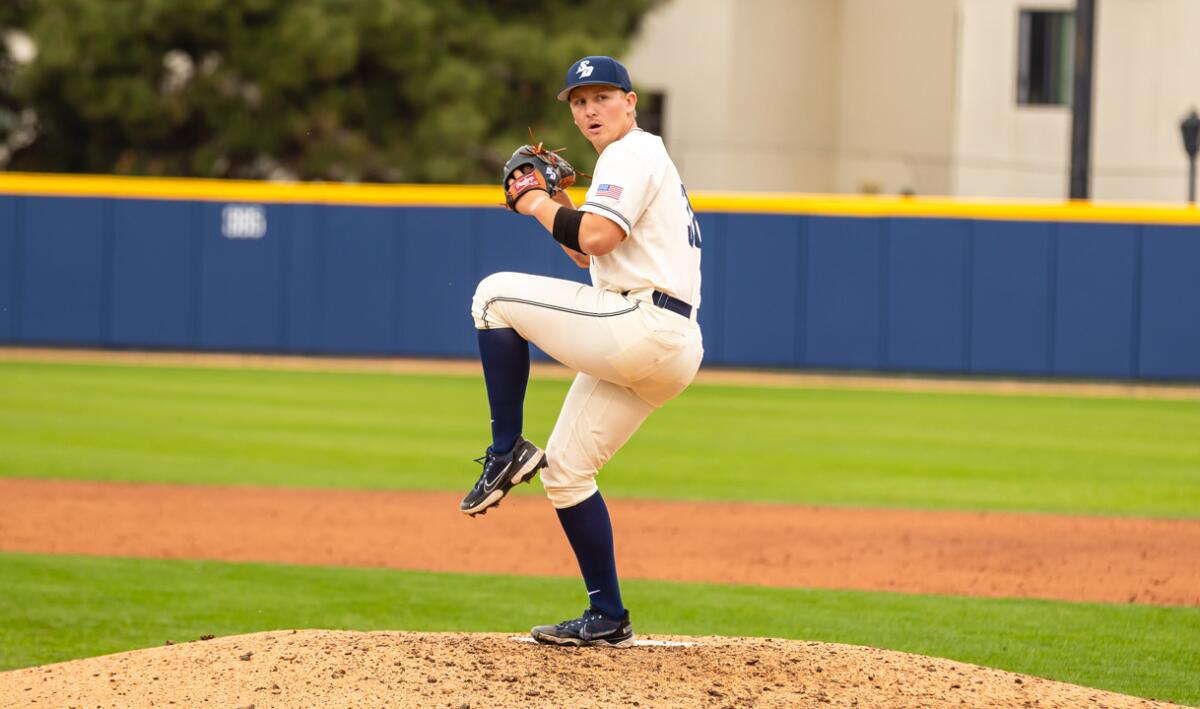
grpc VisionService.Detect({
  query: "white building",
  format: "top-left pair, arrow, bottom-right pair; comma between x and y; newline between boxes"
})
623,0 -> 1200,203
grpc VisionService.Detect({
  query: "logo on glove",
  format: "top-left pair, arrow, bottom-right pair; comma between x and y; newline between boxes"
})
511,171 -> 544,193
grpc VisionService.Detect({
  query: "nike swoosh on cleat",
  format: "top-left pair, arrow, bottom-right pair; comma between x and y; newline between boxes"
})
483,461 -> 512,492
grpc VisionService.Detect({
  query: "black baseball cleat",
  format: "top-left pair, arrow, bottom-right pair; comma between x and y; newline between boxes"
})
459,436 -> 547,516
531,608 -> 635,648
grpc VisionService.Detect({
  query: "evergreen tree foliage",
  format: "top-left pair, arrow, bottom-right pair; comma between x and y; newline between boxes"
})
1,0 -> 658,182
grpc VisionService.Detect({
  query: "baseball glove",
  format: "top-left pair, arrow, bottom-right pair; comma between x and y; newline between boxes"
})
502,130 -> 580,211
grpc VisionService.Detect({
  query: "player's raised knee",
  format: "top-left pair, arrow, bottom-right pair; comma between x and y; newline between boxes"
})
471,272 -> 521,329
472,271 -> 518,303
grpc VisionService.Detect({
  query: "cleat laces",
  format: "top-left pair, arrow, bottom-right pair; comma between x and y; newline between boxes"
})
471,450 -> 503,489
559,609 -> 599,631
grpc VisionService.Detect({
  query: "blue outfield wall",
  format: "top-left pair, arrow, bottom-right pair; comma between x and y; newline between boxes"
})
0,193 -> 1198,380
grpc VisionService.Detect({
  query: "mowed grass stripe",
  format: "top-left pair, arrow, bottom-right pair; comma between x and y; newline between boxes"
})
0,553 -> 1196,706
2,361 -> 1198,516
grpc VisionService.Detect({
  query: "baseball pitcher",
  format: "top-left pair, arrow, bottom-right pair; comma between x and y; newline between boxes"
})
460,55 -> 703,648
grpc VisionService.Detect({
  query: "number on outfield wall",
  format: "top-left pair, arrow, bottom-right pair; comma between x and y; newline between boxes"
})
222,204 -> 267,239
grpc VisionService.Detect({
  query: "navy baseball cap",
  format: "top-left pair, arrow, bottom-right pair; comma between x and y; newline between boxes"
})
557,56 -> 633,101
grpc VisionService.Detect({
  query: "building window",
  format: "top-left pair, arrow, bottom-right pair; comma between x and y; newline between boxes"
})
1017,10 -> 1075,106
638,91 -> 666,142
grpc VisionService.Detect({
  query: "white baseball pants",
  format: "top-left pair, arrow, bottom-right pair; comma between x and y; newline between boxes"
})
472,272 -> 704,508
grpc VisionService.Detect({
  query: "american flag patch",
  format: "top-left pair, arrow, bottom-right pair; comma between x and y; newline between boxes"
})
596,184 -> 624,200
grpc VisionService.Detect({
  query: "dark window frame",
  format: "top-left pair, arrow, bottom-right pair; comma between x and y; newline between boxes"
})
637,91 -> 666,143
1016,9 -> 1075,107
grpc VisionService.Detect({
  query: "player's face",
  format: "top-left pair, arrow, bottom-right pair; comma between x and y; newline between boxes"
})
569,85 -> 637,152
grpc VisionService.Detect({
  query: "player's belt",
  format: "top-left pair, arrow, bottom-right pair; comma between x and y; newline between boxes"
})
623,289 -> 692,319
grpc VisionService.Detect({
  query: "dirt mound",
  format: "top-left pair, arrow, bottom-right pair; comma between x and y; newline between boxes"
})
0,630 -> 1181,709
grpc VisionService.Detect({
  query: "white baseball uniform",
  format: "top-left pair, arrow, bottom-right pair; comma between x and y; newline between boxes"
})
471,128 -> 704,508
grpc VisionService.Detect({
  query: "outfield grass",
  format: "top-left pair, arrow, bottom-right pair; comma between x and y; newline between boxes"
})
0,553 -> 1195,705
2,360 -> 1198,516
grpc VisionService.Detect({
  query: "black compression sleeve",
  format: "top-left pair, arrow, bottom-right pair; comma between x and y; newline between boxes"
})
552,207 -> 585,253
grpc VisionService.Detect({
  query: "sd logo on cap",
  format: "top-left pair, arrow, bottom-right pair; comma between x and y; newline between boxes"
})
557,56 -> 633,101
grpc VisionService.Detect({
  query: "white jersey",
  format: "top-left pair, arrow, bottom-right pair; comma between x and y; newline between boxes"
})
577,129 -> 702,312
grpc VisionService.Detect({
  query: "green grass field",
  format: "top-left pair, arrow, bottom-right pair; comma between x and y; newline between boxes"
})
2,361 -> 1198,515
2,553 -> 1197,705
2,360 -> 1198,705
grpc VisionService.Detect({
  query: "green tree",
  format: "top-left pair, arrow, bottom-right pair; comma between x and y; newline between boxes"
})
0,0 -> 36,164
3,0 -> 658,182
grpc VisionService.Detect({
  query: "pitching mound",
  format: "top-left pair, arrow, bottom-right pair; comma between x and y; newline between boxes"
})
0,630 -> 1180,708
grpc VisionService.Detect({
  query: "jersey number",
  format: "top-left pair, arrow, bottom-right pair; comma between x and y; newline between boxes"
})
682,185 -> 702,249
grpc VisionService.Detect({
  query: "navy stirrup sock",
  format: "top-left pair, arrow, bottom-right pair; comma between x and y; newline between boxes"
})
556,491 -> 625,620
477,328 -> 530,454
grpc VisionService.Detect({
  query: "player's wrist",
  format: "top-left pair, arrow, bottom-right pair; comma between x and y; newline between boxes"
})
515,190 -> 549,215
520,193 -> 549,216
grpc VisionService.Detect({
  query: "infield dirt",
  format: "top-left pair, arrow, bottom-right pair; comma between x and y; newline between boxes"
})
2,478 -> 1198,606
0,630 -> 1186,709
